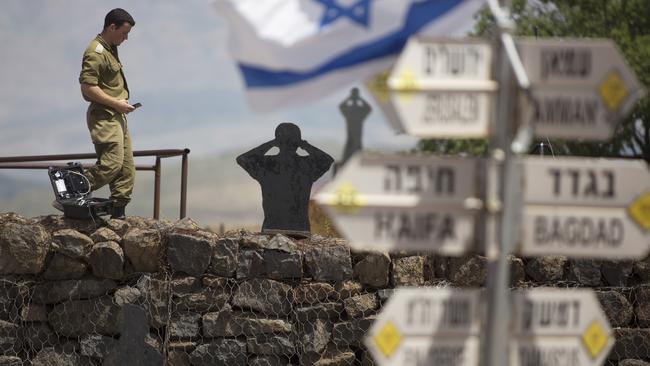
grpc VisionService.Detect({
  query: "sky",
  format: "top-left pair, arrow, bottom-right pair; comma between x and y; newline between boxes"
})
0,0 -> 422,160
0,0 -> 478,223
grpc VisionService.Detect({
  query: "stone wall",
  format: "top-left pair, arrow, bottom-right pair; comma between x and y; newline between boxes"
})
0,212 -> 649,366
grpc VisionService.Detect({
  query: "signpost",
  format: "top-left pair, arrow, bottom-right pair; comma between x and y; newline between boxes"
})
387,38 -> 496,138
518,157 -> 650,259
314,153 -> 482,254
516,38 -> 646,140
510,289 -> 615,366
325,9 -> 648,366
365,288 -> 482,366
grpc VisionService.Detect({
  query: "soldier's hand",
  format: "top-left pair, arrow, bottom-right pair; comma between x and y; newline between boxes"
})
114,99 -> 136,114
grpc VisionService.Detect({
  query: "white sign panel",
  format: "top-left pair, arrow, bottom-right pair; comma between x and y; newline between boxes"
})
390,91 -> 492,138
315,154 -> 481,253
511,289 -> 615,366
520,89 -> 616,140
517,38 -> 646,140
365,288 -> 481,366
370,288 -> 482,337
322,206 -> 476,255
521,206 -> 646,259
512,338 -> 601,366
512,289 -> 606,336
518,39 -> 638,87
522,157 -> 650,207
318,154 -> 478,205
518,157 -> 650,259
387,38 -> 495,138
388,38 -> 495,91
376,337 -> 480,366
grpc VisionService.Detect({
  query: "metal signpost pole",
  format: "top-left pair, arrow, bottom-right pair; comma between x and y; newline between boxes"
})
483,35 -> 513,366
483,0 -> 523,365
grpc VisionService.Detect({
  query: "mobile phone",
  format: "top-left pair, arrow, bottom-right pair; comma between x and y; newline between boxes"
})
132,102 -> 142,109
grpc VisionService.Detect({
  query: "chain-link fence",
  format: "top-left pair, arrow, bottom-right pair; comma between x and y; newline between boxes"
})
1,213 -> 649,365
0,214 -> 397,365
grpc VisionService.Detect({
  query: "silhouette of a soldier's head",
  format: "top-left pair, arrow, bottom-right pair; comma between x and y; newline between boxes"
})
275,122 -> 301,154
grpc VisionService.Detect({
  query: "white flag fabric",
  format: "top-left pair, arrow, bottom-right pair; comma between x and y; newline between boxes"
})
216,0 -> 486,112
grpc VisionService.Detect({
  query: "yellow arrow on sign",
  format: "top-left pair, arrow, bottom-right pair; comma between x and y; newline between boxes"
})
628,191 -> 650,230
373,321 -> 403,358
598,70 -> 629,111
582,320 -> 610,359
366,70 -> 391,103
330,182 -> 366,214
392,68 -> 421,91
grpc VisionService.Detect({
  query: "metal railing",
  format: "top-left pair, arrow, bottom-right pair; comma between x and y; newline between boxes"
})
0,149 -> 190,219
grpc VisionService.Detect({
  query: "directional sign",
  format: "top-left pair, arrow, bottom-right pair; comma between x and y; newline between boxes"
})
314,153 -> 482,254
517,38 -> 646,140
365,288 -> 482,366
518,157 -> 650,259
365,68 -> 406,134
388,38 -> 495,91
629,191 -> 650,230
390,91 -> 492,138
387,38 -> 496,138
510,288 -> 615,366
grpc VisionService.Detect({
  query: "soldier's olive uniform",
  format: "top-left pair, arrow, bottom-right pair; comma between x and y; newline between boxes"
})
79,35 -> 135,208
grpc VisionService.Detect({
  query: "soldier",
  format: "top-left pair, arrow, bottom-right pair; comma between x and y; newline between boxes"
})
77,8 -> 137,219
237,123 -> 334,237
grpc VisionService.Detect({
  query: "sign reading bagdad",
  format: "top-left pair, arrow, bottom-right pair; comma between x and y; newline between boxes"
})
517,38 -> 645,140
314,153 -> 481,254
518,157 -> 650,259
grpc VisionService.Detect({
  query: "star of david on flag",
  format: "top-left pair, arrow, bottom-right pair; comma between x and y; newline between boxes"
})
316,0 -> 371,28
215,0 -> 486,112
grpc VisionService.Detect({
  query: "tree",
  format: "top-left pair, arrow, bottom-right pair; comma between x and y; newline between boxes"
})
418,0 -> 650,162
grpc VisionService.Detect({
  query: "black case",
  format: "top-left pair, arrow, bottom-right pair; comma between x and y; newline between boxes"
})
48,163 -> 114,219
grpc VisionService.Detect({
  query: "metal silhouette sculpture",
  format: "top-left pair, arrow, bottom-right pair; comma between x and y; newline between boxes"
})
237,123 -> 334,238
340,87 -> 372,165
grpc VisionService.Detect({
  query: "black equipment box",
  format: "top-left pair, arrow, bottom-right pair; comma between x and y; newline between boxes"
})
48,163 -> 114,219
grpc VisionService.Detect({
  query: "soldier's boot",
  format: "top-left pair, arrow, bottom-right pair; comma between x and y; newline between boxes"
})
111,206 -> 126,220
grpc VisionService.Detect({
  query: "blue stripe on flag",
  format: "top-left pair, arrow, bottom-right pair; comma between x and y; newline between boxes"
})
239,0 -> 464,88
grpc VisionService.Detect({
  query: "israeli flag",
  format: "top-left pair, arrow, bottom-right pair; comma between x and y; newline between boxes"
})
216,0 -> 486,111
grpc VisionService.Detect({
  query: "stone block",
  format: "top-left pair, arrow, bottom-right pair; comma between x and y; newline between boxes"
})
354,251 -> 390,288
167,232 -> 213,276
232,279 -> 292,316
0,222 -> 50,275
391,256 -> 425,286
42,254 -> 87,280
343,293 -> 378,318
596,290 -> 633,327
188,339 -> 247,366
32,278 -> 116,304
305,245 -> 353,282
88,241 -> 124,280
448,255 -> 487,287
525,256 -> 567,283
123,228 -> 162,272
211,238 -> 238,277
